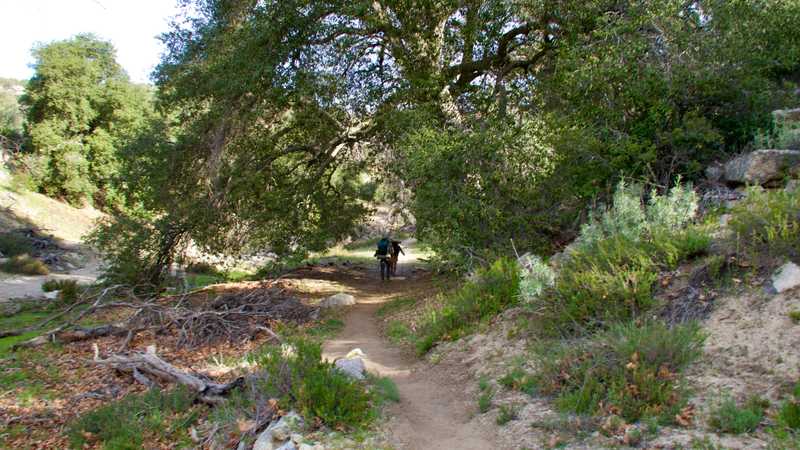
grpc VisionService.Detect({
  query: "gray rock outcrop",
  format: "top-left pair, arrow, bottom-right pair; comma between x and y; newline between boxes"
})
724,149 -> 800,185
319,293 -> 356,308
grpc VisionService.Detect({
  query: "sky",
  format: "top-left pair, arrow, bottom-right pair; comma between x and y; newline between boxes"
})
0,0 -> 181,84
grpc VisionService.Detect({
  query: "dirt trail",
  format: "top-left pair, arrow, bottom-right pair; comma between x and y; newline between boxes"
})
317,256 -> 499,449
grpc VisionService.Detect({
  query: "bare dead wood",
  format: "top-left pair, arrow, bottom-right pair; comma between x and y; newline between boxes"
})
92,345 -> 244,405
11,324 -> 127,350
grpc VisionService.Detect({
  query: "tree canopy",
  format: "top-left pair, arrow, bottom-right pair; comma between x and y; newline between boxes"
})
90,0 -> 800,281
20,34 -> 153,204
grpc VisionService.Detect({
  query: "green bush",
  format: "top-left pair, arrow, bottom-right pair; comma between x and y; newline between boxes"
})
248,338 -> 375,429
777,383 -> 800,430
415,257 -> 520,354
528,181 -> 708,335
2,254 -> 49,275
498,367 -> 537,396
535,321 -> 705,422
729,187 -> 800,260
496,404 -> 520,425
41,279 -> 81,303
0,232 -> 33,257
708,395 -> 767,434
68,386 -> 199,449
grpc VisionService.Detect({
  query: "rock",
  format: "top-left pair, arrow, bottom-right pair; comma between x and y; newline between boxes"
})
275,441 -> 297,450
769,261 -> 800,294
44,290 -> 59,300
319,293 -> 356,308
253,430 -> 276,450
334,356 -> 366,380
705,162 -> 725,182
724,149 -> 800,185
786,179 -> 800,193
773,108 -> 800,122
290,433 -> 304,444
269,420 -> 291,442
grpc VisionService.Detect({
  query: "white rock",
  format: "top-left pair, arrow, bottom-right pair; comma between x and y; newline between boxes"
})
334,357 -> 366,380
771,261 -> 800,294
44,290 -> 59,300
290,433 -> 304,444
786,179 -> 800,193
253,430 -> 276,450
269,420 -> 291,441
319,293 -> 356,308
275,441 -> 297,450
345,348 -> 365,359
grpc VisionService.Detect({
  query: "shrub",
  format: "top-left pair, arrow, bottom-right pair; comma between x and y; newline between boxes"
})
496,404 -> 520,425
41,279 -> 81,304
729,187 -> 800,260
478,390 -> 493,413
68,386 -> 200,449
415,257 -> 520,354
575,180 -> 699,251
248,338 -> 375,429
518,254 -> 555,304
185,261 -> 219,275
0,232 -> 33,257
498,366 -> 537,396
535,321 -> 705,422
790,311 -> 800,325
1,254 -> 49,275
777,383 -> 800,430
708,395 -> 767,434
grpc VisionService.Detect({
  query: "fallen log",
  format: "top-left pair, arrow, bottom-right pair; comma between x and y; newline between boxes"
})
92,344 -> 243,404
11,324 -> 127,350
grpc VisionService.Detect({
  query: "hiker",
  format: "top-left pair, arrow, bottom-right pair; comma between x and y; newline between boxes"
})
390,240 -> 405,276
375,236 -> 391,280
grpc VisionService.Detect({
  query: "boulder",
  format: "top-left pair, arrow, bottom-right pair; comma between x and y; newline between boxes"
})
724,150 -> 800,185
705,162 -> 724,182
275,441 -> 297,450
319,293 -> 356,308
253,431 -> 276,450
44,290 -> 59,300
334,356 -> 366,380
769,262 -> 800,294
786,179 -> 800,193
773,108 -> 800,122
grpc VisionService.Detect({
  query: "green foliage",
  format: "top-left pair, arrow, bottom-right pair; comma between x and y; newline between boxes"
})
531,182 -> 708,335
20,34 -> 154,205
496,404 -> 520,425
518,254 -> 555,304
777,383 -> 800,431
369,375 -> 400,405
729,187 -> 800,260
41,279 -> 81,304
499,366 -> 537,396
415,257 -> 520,354
86,212 -> 187,287
790,311 -> 800,325
1,254 -> 49,275
385,320 -> 413,346
248,339 -> 375,429
0,232 -> 33,257
68,386 -> 200,449
535,321 -> 704,422
708,395 -> 767,434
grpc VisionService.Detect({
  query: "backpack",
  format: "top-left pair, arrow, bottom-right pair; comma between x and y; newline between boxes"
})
376,238 -> 390,255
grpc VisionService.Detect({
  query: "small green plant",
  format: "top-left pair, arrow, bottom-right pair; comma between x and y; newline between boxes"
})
370,376 -> 400,405
2,254 -> 49,275
535,321 -> 704,422
415,257 -> 520,354
41,279 -> 81,303
248,338 -> 375,429
385,320 -> 413,345
708,394 -> 767,434
790,311 -> 800,325
478,390 -> 494,413
496,404 -> 520,425
518,254 -> 555,303
0,232 -> 33,257
498,367 -> 537,395
777,383 -> 800,430
729,187 -> 800,260
68,386 -> 200,449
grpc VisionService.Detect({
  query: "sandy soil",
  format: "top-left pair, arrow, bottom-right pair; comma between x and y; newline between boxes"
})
0,256 -> 101,302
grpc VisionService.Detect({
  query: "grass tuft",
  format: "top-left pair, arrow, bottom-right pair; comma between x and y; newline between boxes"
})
1,254 -> 49,275
535,321 -> 704,422
708,395 -> 767,434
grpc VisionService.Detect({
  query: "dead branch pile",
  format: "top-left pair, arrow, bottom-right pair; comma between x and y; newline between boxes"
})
7,283 -> 319,350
